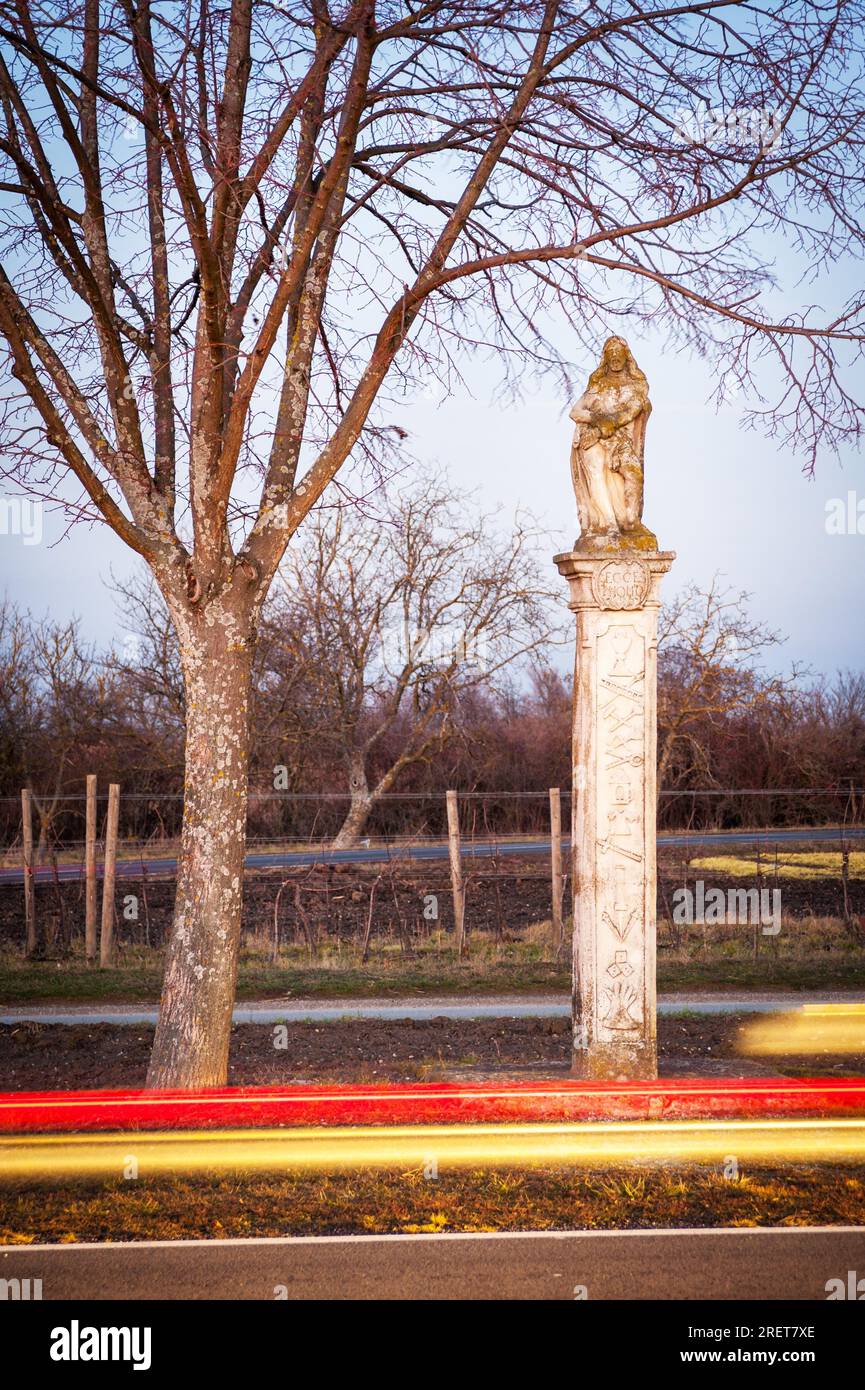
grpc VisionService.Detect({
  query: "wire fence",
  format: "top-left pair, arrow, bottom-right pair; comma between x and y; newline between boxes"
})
4,777 -> 865,963
3,820 -> 864,959
2,784 -> 865,854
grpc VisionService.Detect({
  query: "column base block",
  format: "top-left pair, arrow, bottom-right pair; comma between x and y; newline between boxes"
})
571,1041 -> 658,1082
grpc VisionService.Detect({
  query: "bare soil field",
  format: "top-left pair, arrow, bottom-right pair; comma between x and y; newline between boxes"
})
2,1012 -> 863,1091
3,848 -> 864,952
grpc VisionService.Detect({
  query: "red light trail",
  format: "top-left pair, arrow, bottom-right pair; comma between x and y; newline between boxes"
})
2,1076 -> 864,1135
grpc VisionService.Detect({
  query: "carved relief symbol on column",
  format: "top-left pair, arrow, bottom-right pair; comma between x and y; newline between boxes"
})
605,751 -> 643,773
602,977 -> 641,1031
610,626 -> 638,671
601,863 -> 641,941
607,948 -> 633,979
601,631 -> 645,770
597,625 -> 646,859
597,778 -> 642,865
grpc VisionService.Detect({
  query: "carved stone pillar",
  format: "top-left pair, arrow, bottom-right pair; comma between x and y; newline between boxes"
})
554,549 -> 674,1080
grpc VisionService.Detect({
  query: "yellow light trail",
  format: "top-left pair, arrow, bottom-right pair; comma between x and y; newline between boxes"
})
739,1003 -> 865,1056
3,1118 -> 865,1181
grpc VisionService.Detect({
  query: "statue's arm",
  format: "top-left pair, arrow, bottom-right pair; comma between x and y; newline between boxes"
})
569,390 -> 594,425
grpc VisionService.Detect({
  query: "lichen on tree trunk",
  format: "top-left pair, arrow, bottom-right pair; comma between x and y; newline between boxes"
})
332,754 -> 374,848
146,618 -> 254,1089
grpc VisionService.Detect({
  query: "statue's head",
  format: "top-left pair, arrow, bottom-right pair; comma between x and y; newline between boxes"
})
588,336 -> 649,395
603,336 -> 629,373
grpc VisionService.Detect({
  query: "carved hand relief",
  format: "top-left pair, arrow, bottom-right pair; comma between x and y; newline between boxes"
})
602,977 -> 641,1032
595,622 -> 647,1038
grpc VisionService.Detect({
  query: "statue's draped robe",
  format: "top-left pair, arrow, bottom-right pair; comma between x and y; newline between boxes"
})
570,379 -> 650,536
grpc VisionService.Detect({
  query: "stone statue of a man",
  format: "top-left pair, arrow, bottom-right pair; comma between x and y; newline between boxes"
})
569,336 -> 657,551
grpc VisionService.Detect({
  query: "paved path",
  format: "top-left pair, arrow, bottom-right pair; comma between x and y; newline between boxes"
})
2,1227 -> 862,1300
2,991 -> 857,1027
2,824 -> 861,885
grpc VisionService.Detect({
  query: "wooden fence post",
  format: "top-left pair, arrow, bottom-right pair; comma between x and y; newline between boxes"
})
21,788 -> 36,957
550,786 -> 564,956
446,789 -> 466,958
85,774 -> 98,963
100,783 -> 120,968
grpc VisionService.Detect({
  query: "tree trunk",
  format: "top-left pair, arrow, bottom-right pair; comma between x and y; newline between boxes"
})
657,733 -> 675,789
147,622 -> 253,1089
332,753 -> 373,848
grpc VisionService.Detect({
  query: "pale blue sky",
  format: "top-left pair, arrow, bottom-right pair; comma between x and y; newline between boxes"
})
0,317 -> 862,676
410,336 -> 865,678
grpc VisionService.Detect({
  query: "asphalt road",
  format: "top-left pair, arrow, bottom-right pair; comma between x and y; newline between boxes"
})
2,824 -> 862,886
2,1227 -> 863,1300
0,990 -> 855,1027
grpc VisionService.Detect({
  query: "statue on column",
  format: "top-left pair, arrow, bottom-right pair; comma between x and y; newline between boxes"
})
569,336 -> 657,551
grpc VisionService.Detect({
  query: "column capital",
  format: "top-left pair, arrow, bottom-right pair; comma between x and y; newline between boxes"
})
553,548 -> 675,612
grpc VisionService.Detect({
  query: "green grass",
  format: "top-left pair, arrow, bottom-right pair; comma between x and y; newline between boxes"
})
0,937 -> 568,1004
1,911 -> 863,1005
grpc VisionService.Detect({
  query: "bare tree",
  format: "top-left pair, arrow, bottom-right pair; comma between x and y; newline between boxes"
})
779,670 -> 865,797
0,603 -> 106,847
657,575 -> 802,788
0,1 -> 863,1085
0,600 -> 31,800
268,484 -> 562,845
111,572 -> 186,726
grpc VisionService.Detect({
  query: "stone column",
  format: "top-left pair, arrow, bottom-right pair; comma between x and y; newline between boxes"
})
554,549 -> 674,1080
